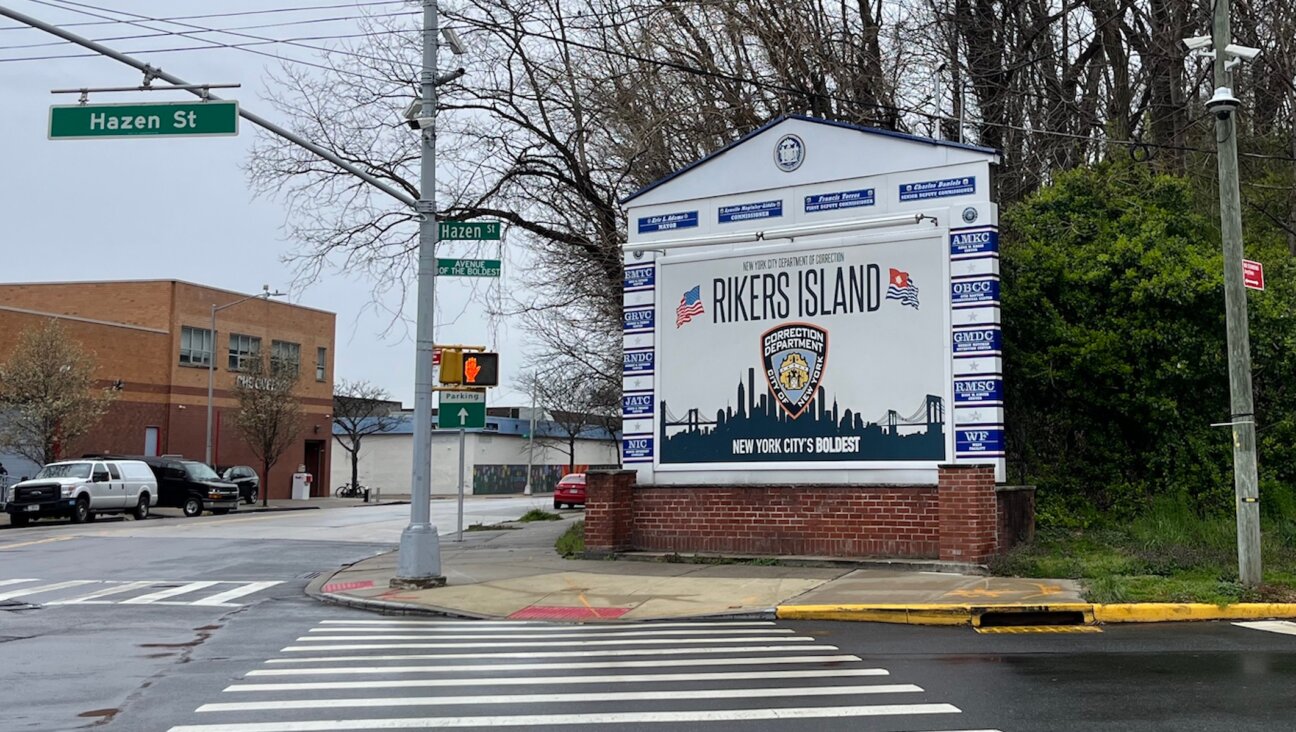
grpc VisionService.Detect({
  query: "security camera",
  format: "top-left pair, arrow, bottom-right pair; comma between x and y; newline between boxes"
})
440,27 -> 467,56
1206,86 -> 1241,119
1224,44 -> 1261,61
1182,35 -> 1213,51
403,99 -> 434,130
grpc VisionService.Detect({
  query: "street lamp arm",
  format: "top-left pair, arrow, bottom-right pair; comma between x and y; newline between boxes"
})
0,4 -> 418,210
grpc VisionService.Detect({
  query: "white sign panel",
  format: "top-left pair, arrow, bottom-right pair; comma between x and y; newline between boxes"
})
654,235 -> 949,467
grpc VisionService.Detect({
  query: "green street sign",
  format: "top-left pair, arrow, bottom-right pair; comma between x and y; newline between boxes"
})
439,221 -> 501,240
49,100 -> 239,140
439,389 -> 486,429
437,258 -> 501,278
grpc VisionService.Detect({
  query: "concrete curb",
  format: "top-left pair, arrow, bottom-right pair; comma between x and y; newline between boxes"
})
777,602 -> 1296,626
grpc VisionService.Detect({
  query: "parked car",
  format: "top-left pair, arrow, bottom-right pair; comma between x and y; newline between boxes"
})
4,458 -> 158,526
553,472 -> 587,510
90,455 -> 240,517
219,465 -> 260,504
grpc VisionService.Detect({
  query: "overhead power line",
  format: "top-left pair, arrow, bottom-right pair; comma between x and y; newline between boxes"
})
0,0 -> 408,32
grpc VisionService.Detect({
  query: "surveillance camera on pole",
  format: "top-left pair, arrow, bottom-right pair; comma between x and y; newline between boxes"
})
441,27 -> 467,56
1206,86 -> 1241,119
403,99 -> 434,131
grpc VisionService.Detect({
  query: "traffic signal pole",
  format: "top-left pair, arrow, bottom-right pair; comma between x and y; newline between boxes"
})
393,0 -> 447,587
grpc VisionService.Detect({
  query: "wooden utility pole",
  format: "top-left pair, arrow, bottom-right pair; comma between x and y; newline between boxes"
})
1211,0 -> 1263,587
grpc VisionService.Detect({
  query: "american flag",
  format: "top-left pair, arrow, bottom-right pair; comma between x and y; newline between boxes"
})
886,268 -> 920,309
676,285 -> 705,327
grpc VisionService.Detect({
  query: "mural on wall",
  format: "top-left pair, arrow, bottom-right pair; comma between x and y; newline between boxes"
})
471,464 -> 620,495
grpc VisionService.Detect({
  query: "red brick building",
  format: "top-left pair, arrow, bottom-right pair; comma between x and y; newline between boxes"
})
0,280 -> 334,498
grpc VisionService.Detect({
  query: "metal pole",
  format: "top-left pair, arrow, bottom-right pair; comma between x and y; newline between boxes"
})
393,0 -> 445,587
0,4 -> 415,209
205,305 -> 216,465
524,387 -> 536,496
1212,1 -> 1262,587
456,428 -> 465,542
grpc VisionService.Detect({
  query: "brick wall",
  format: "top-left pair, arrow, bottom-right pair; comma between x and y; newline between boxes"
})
937,464 -> 998,563
586,464 -> 1010,564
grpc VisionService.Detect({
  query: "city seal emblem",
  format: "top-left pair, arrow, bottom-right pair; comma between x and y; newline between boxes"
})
761,323 -> 828,419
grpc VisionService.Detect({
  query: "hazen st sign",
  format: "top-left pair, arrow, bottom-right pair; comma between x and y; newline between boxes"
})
49,100 -> 239,139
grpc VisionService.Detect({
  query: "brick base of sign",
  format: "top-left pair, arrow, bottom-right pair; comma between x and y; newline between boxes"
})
585,465 -> 1024,564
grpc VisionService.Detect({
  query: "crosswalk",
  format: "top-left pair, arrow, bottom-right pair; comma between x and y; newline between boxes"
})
166,618 -> 1001,731
0,577 -> 282,607
1234,620 -> 1296,636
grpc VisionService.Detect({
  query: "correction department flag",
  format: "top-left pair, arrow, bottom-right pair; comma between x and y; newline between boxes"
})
676,285 -> 705,327
885,268 -> 920,309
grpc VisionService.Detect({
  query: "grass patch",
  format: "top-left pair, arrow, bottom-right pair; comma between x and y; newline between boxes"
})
991,494 -> 1296,604
465,522 -> 519,532
555,521 -> 584,557
518,508 -> 563,522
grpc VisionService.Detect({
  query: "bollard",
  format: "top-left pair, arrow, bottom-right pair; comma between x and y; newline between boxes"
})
363,488 -> 371,503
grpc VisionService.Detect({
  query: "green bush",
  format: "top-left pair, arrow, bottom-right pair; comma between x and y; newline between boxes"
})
1002,162 -> 1296,519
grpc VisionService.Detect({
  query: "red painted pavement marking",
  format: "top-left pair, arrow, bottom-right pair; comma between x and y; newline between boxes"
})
509,605 -> 632,620
322,580 -> 375,593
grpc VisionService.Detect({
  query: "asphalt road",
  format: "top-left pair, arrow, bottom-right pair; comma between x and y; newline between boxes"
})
1,501 -> 1294,731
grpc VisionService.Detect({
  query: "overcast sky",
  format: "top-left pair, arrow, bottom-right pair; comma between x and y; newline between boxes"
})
0,0 -> 529,407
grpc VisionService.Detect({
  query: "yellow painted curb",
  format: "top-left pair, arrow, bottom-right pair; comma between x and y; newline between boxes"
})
778,602 -> 1296,625
1093,603 -> 1296,623
776,603 -> 1096,626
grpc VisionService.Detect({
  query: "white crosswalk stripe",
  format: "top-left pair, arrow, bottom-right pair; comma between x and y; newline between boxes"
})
167,619 -> 1002,732
0,578 -> 282,607
1234,620 -> 1296,636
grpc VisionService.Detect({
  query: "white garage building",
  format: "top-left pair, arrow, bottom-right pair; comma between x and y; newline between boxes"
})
330,413 -> 620,496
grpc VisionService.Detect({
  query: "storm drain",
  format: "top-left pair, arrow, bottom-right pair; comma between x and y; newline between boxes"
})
975,609 -> 1090,628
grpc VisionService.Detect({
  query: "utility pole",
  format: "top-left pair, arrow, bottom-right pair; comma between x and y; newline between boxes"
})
393,0 -> 446,588
1208,1 -> 1263,587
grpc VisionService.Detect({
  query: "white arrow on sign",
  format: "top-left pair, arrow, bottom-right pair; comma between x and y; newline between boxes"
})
458,408 -> 469,425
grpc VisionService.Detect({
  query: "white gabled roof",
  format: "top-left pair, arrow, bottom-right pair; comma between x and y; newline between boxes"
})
622,115 -> 1000,209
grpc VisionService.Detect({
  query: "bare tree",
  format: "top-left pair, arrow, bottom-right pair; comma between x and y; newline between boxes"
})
233,355 -> 304,507
0,320 -> 115,465
333,379 -> 402,492
523,362 -> 619,473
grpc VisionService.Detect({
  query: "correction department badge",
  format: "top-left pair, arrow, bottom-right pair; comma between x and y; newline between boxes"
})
761,323 -> 828,419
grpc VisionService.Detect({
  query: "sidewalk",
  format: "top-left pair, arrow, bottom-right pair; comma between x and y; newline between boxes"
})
311,514 -> 1179,624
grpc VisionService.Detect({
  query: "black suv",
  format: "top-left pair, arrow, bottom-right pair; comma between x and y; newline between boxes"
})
218,465 -> 260,504
87,455 -> 239,517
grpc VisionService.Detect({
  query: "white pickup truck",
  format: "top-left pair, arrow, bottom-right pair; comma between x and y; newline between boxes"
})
4,459 -> 158,526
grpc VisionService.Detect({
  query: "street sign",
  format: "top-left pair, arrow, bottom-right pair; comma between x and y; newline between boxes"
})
1243,259 -> 1265,291
439,221 -> 501,240
437,258 -> 502,277
49,100 -> 239,139
439,389 -> 486,429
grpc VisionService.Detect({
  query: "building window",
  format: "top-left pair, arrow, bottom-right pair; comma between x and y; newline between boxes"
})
271,340 -> 300,375
315,346 -> 327,382
179,326 -> 212,367
228,334 -> 261,371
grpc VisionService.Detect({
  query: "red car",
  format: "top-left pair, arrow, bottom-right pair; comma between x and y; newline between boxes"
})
553,473 -> 586,510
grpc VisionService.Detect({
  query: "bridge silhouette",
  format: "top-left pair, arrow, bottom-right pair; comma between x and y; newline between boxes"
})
659,367 -> 946,464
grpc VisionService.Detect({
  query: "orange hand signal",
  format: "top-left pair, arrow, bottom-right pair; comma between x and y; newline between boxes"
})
464,356 -> 481,383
